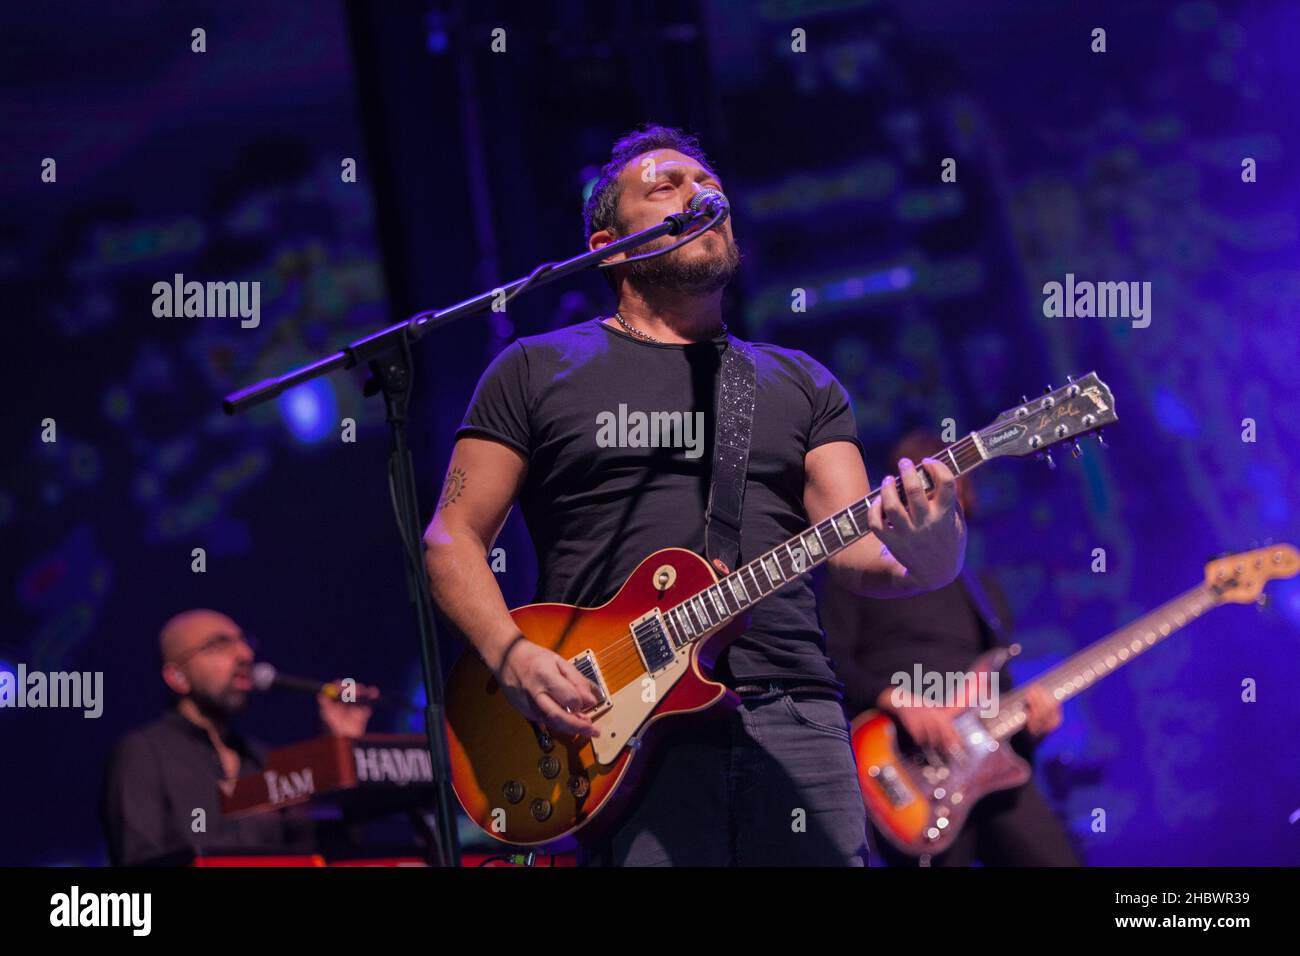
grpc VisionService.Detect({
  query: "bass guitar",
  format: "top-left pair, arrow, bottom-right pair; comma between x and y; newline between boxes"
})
853,544 -> 1299,857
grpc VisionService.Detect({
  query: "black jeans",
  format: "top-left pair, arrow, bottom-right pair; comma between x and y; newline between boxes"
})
589,684 -> 869,866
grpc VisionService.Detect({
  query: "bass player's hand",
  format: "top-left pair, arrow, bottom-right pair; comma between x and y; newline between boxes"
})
877,688 -> 963,753
494,637 -> 603,739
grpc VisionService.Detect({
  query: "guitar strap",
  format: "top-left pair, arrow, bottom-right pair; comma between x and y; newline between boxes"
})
704,336 -> 756,576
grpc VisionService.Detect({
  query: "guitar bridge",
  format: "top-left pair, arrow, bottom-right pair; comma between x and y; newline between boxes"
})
571,650 -> 610,713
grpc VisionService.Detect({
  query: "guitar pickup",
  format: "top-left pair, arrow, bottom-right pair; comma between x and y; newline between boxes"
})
571,650 -> 610,713
629,610 -> 676,674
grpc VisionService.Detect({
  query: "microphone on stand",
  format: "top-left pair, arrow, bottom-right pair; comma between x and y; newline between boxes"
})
251,662 -> 380,704
687,187 -> 730,225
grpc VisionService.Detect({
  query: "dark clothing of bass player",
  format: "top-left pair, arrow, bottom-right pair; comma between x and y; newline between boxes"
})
424,126 -> 966,866
822,430 -> 1079,866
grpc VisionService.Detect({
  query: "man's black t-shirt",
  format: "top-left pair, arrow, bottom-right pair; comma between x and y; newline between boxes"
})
457,317 -> 863,687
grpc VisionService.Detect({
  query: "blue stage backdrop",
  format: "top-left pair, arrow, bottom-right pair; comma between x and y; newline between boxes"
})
1,0 -> 1297,865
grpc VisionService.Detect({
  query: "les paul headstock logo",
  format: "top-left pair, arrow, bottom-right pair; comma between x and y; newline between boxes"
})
1034,400 -> 1083,432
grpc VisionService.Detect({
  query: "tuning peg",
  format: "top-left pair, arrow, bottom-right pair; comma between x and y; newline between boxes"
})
1257,594 -> 1270,611
1036,450 -> 1056,470
1066,374 -> 1074,383
1043,384 -> 1054,394
1093,428 -> 1107,448
1021,394 -> 1029,404
1071,439 -> 1084,459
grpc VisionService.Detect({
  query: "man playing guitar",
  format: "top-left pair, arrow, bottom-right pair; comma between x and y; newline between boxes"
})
423,125 -> 966,866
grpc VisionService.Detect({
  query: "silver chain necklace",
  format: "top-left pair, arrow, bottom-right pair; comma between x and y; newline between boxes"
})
613,311 -> 727,344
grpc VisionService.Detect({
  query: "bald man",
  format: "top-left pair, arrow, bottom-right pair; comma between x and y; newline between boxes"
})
100,610 -> 373,865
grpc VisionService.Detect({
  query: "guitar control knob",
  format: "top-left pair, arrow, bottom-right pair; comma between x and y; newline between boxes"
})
530,798 -> 553,822
867,765 -> 881,777
567,775 -> 590,798
538,755 -> 561,779
502,780 -> 525,804
537,732 -> 554,753
926,827 -> 940,841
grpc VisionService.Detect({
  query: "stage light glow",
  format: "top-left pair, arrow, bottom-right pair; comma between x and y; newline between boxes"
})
278,378 -> 337,444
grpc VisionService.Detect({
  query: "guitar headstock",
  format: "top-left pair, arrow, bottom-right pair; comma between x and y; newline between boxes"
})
1205,544 -> 1300,604
976,372 -> 1118,463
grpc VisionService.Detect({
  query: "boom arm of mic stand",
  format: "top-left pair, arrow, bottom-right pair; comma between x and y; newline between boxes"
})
221,213 -> 694,414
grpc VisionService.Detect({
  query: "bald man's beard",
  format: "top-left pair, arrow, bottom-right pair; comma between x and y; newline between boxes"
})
623,230 -> 742,297
191,681 -> 250,719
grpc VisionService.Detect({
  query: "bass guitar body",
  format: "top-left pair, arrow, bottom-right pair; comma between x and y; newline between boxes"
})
445,548 -> 745,849
850,648 -> 1031,857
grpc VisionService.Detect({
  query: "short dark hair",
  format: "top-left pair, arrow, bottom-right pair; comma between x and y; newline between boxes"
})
583,124 -> 714,243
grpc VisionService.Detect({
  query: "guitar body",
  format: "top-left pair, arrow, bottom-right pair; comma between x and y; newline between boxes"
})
445,548 -> 746,848
850,648 -> 1032,858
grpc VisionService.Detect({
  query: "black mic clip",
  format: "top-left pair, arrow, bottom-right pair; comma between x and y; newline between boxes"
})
662,210 -> 700,235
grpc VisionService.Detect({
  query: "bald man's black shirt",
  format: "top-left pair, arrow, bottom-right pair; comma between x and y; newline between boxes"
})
101,707 -> 313,865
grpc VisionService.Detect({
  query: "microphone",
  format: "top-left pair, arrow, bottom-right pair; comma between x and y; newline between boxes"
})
251,662 -> 378,703
687,187 -> 730,225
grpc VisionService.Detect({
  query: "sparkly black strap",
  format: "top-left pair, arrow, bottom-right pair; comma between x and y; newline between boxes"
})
705,338 -> 756,575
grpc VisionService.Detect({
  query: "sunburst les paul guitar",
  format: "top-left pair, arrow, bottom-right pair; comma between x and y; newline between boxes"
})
854,544 -> 1300,858
446,373 -> 1119,847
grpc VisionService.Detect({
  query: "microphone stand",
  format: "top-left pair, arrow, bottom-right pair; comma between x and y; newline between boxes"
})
222,209 -> 710,867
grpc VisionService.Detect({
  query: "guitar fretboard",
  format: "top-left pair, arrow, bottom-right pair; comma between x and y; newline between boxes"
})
984,584 -> 1220,739
659,433 -> 988,647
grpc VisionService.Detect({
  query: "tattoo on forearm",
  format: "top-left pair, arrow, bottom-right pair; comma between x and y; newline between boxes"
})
438,467 -> 467,510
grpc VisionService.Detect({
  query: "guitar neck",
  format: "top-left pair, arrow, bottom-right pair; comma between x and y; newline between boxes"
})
658,433 -> 990,647
984,584 -> 1222,740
